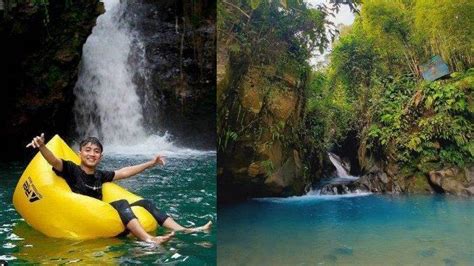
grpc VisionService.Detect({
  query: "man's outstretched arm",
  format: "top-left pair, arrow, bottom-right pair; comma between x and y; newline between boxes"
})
113,155 -> 165,180
26,133 -> 63,172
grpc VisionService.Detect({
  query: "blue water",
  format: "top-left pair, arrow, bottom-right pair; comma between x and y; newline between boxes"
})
218,194 -> 474,265
0,153 -> 216,265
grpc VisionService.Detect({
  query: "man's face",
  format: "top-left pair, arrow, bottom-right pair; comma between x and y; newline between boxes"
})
79,142 -> 103,168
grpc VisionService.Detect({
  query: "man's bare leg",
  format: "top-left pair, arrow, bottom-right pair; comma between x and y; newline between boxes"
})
127,218 -> 174,243
162,218 -> 212,233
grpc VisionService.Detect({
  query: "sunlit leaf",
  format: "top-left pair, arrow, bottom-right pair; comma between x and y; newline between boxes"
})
425,96 -> 433,108
250,0 -> 261,10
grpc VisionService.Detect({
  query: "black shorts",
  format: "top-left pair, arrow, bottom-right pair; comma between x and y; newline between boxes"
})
110,199 -> 169,228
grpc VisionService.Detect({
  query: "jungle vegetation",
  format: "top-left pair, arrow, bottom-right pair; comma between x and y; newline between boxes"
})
308,0 -> 473,175
218,0 -> 473,182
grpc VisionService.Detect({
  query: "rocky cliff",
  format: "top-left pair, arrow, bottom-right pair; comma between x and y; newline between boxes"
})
123,0 -> 216,149
217,48 -> 308,202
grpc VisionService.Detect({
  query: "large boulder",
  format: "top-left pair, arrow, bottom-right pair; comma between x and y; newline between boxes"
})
264,150 -> 303,193
354,171 -> 393,193
429,167 -> 473,196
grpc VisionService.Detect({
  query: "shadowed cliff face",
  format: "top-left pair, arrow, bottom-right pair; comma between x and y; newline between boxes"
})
123,0 -> 216,150
217,50 -> 307,202
0,1 -> 103,161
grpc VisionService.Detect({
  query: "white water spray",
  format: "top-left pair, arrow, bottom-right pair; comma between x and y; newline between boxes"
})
73,0 -> 149,146
328,152 -> 358,181
303,153 -> 364,197
72,0 -> 179,155
328,152 -> 349,176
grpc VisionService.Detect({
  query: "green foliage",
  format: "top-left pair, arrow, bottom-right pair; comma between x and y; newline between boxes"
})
303,70 -> 355,156
361,0 -> 410,47
413,0 -> 474,70
317,0 -> 473,175
218,129 -> 239,152
358,0 -> 417,75
271,121 -> 285,142
366,71 -> 473,169
218,0 -> 335,72
261,159 -> 275,175
330,32 -> 379,97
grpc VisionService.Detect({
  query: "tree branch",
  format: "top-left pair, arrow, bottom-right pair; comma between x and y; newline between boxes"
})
222,0 -> 250,19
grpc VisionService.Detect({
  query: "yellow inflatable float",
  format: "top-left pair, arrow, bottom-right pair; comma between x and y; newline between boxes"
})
12,135 -> 157,240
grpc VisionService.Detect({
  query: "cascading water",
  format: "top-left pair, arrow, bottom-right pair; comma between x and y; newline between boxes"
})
305,153 -> 367,196
327,152 -> 358,181
74,0 -> 144,144
73,0 -> 179,155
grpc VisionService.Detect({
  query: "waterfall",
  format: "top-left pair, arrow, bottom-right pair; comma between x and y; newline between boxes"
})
305,152 -> 365,196
71,0 -> 214,157
73,0 -> 149,146
327,152 -> 358,180
328,152 -> 349,177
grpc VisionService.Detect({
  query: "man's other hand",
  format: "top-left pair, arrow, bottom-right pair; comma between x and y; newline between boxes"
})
151,155 -> 165,166
26,133 -> 45,149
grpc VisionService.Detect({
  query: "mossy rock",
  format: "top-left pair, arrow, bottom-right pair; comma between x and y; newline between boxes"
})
239,85 -> 263,113
217,46 -> 230,101
407,174 -> 432,193
268,90 -> 296,121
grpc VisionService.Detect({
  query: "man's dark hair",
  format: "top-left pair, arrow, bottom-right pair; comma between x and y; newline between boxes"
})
79,137 -> 103,152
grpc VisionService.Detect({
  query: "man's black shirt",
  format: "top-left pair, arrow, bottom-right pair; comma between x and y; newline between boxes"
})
53,160 -> 115,200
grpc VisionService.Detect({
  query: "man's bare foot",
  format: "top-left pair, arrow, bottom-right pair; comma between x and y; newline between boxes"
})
146,231 -> 175,244
183,221 -> 212,233
200,221 -> 212,231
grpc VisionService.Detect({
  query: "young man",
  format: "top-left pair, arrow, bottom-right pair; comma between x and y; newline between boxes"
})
27,133 -> 211,244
